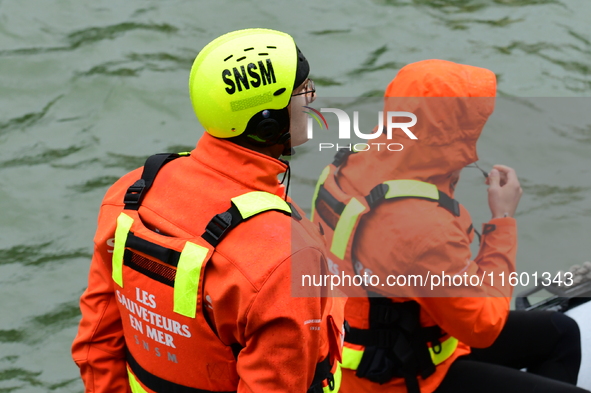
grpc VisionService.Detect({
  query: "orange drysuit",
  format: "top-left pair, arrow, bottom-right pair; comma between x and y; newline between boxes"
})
325,60 -> 517,392
72,132 -> 344,393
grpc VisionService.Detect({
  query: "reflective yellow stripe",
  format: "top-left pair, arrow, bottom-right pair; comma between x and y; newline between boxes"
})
383,180 -> 439,200
342,336 -> 458,371
231,191 -> 291,219
127,368 -> 148,393
341,346 -> 364,370
323,362 -> 342,393
430,336 -> 458,365
310,166 -> 330,222
330,198 -> 367,260
112,213 -> 134,288
173,242 -> 209,318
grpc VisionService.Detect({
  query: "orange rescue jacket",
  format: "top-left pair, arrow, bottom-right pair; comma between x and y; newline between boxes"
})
312,60 -> 517,393
72,133 -> 345,393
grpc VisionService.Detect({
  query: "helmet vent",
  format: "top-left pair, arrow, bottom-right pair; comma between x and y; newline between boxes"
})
267,46 -> 276,49
258,52 -> 269,56
274,88 -> 286,96
236,56 -> 246,62
244,47 -> 254,51
224,54 -> 233,62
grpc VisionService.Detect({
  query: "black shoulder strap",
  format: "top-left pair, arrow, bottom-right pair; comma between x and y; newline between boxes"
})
124,153 -> 187,210
437,190 -> 460,217
201,201 -> 293,247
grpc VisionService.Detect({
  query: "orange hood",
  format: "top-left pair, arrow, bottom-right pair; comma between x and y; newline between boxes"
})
339,59 -> 496,196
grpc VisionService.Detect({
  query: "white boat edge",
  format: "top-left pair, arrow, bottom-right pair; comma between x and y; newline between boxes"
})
565,301 -> 591,390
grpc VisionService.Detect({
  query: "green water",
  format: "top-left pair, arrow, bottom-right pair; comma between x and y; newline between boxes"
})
1,0 -> 590,391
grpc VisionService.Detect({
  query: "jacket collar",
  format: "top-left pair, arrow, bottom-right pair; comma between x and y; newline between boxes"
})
191,133 -> 288,197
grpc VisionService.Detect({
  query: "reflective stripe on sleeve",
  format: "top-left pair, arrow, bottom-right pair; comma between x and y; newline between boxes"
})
330,198 -> 367,260
310,166 -> 330,222
383,180 -> 439,200
112,212 -> 134,287
173,241 -> 209,318
231,191 -> 291,219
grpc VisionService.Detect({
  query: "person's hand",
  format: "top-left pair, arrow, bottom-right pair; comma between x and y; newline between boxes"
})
486,165 -> 522,219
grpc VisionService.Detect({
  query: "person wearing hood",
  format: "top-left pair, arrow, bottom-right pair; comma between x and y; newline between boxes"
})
311,59 -> 586,393
71,29 -> 344,393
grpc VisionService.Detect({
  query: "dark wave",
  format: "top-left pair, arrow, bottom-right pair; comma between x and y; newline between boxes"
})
0,145 -> 87,169
69,175 -> 122,193
0,96 -> 62,136
371,0 -> 561,13
0,300 -> 81,345
0,22 -> 179,57
347,45 -> 405,76
434,15 -> 523,30
311,76 -> 343,87
0,242 -> 90,267
75,51 -> 195,77
310,29 -> 351,35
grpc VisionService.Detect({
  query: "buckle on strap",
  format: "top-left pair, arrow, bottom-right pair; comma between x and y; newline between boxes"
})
366,184 -> 389,208
332,148 -> 353,167
437,190 -> 460,217
204,212 -> 233,243
124,179 -> 146,207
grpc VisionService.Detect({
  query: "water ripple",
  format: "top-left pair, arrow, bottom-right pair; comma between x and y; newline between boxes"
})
435,15 -> 523,30
0,242 -> 91,267
372,0 -> 487,13
68,175 -> 121,193
492,0 -> 561,6
66,22 -> 177,48
348,45 -> 406,76
310,29 -> 351,35
517,180 -> 589,216
50,152 -> 148,171
0,96 -> 62,136
0,145 -> 88,169
0,22 -> 179,57
372,0 -> 561,13
102,153 -> 146,170
75,51 -> 195,77
312,77 -> 342,87
551,124 -> 591,143
0,300 -> 81,345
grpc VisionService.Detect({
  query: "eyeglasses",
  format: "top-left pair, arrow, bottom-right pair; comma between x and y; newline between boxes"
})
292,79 -> 316,103
466,162 -> 489,178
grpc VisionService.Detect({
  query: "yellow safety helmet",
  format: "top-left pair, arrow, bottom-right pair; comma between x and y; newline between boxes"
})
189,28 -> 309,144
